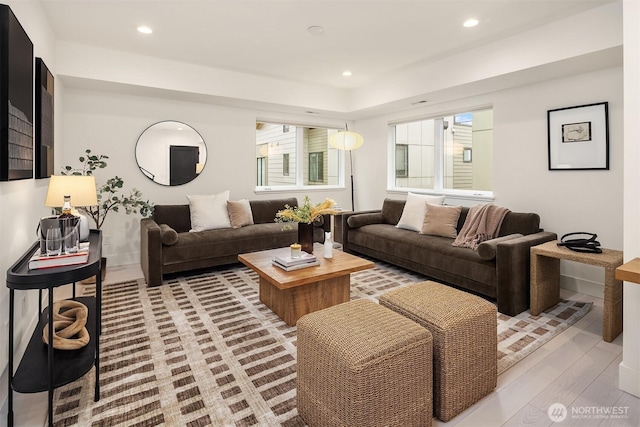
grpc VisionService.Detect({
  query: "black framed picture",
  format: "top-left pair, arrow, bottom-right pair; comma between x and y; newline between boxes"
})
547,102 -> 609,170
35,57 -> 54,179
0,5 -> 34,181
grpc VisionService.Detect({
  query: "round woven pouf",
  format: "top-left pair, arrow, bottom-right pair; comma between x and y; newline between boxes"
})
42,300 -> 90,350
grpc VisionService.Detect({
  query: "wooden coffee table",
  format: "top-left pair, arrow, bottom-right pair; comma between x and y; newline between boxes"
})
238,244 -> 374,326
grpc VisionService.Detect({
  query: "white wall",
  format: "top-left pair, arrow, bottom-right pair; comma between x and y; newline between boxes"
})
61,88 -> 352,266
0,0 -> 60,407
620,0 -> 640,398
495,67 -> 623,296
354,66 -> 623,295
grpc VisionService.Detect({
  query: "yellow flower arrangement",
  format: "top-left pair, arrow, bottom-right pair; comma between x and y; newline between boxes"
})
275,196 -> 339,226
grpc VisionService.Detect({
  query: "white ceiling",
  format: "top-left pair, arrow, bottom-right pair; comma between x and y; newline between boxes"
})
39,0 -> 614,92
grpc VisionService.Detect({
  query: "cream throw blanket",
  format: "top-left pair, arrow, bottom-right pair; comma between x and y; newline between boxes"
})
452,204 -> 510,250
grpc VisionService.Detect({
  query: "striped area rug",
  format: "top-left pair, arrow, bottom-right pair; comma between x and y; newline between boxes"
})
53,262 -> 591,426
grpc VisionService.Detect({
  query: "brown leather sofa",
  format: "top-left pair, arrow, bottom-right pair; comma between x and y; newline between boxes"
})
140,198 -> 319,286
341,199 -> 556,316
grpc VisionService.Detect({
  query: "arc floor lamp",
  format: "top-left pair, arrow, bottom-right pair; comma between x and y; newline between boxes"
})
329,124 -> 364,211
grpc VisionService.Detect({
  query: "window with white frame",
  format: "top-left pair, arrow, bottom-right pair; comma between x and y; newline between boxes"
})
389,109 -> 493,194
255,122 -> 341,189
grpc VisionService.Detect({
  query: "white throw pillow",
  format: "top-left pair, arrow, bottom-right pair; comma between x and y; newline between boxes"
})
186,191 -> 231,232
396,192 -> 446,232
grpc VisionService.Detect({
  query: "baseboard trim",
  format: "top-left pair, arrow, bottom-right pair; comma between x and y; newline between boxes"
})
619,361 -> 640,398
560,275 -> 604,299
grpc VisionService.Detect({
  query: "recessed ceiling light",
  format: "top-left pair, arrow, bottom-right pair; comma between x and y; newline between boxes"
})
137,26 -> 153,34
307,26 -> 324,35
342,70 -> 353,77
463,18 -> 479,28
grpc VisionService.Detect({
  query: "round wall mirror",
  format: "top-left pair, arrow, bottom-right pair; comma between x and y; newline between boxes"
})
135,121 -> 207,186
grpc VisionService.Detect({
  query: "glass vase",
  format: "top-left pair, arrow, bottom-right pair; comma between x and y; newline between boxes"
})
298,222 -> 314,254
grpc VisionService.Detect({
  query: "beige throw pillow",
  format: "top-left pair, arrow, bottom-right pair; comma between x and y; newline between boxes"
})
396,192 -> 446,232
227,199 -> 254,229
420,204 -> 462,238
185,191 -> 231,232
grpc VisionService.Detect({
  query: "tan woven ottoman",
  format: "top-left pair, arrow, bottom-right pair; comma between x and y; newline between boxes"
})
379,281 -> 497,422
296,299 -> 433,427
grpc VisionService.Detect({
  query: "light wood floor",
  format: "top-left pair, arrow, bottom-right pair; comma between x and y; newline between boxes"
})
3,264 -> 639,427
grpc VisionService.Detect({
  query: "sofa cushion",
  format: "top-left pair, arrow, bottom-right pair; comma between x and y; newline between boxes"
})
186,191 -> 231,232
420,204 -> 461,238
227,199 -> 254,228
477,234 -> 524,260
249,198 -> 298,224
162,222 -> 296,265
381,199 -> 406,225
396,193 -> 446,232
498,212 -> 540,236
349,224 -> 496,287
159,224 -> 179,246
153,205 -> 191,233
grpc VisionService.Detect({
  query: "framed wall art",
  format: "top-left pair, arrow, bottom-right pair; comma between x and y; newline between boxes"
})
35,57 -> 54,179
0,4 -> 34,181
547,102 -> 609,170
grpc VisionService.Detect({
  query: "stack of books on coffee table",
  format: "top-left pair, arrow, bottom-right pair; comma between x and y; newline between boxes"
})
272,252 -> 319,271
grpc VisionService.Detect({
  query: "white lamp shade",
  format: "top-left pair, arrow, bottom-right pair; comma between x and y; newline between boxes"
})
329,130 -> 364,151
45,175 -> 99,207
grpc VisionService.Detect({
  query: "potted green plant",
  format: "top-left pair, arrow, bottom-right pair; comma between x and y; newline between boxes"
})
62,149 -> 153,228
275,196 -> 338,253
61,149 -> 153,281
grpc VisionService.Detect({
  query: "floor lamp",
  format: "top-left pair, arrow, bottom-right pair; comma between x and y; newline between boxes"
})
329,125 -> 364,211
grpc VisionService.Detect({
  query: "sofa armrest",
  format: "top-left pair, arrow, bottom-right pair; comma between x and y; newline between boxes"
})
341,210 -> 382,253
478,234 -> 524,260
141,218 -> 163,286
495,231 -> 557,316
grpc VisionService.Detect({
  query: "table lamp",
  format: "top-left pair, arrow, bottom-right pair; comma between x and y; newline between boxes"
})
45,175 -> 98,241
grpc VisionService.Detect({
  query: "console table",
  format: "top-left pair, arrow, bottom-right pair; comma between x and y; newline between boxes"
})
5,230 -> 102,427
530,240 -> 623,342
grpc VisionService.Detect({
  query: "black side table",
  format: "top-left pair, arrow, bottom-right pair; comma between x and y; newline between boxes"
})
6,229 -> 102,427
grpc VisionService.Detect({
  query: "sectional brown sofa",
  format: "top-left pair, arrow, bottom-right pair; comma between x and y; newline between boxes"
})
341,198 -> 556,316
